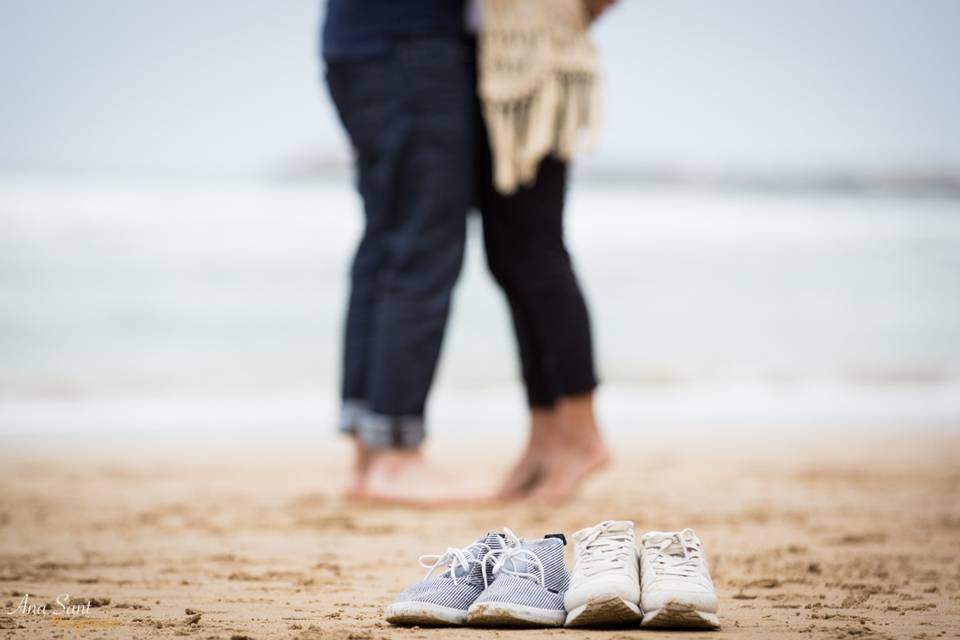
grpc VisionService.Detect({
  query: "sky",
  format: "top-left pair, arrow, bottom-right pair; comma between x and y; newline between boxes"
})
1,0 -> 959,179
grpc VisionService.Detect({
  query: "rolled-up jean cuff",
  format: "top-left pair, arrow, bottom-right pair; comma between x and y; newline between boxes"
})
359,412 -> 424,448
339,398 -> 368,435
338,400 -> 425,448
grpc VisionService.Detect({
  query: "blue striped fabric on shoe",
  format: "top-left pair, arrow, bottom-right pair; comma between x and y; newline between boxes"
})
384,532 -> 504,626
467,531 -> 569,627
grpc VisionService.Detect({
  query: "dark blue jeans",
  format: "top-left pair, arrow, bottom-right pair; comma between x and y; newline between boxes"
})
325,35 -> 474,448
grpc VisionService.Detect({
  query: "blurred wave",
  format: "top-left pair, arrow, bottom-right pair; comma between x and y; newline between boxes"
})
1,177 -> 959,431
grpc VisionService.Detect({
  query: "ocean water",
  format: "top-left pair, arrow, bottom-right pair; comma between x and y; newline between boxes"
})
1,178 -> 959,434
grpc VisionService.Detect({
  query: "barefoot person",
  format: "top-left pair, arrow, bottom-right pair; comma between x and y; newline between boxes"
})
322,0 -> 614,504
322,0 -> 476,502
474,0 -> 616,501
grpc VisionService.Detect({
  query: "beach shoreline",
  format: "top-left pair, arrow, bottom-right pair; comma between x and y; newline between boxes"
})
2,430 -> 958,639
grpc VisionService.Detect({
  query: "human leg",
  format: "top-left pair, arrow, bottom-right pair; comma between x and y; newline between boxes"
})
479,153 -> 607,501
325,36 -> 476,502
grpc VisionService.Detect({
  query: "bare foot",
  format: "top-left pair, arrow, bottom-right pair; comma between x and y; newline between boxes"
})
496,409 -> 556,500
525,393 -> 610,503
352,448 -> 487,507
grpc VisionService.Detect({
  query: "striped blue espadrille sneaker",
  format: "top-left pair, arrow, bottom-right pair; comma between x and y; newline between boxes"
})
467,529 -> 569,627
384,532 -> 505,626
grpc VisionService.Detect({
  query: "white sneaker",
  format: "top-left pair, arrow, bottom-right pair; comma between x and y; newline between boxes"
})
563,520 -> 642,627
639,528 -> 720,629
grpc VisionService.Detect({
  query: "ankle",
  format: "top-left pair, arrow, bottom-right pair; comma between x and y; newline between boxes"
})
553,432 -> 609,460
554,394 -> 607,454
351,436 -> 370,472
527,408 -> 558,449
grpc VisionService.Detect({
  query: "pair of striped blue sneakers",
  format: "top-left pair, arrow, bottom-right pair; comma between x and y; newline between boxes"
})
385,522 -> 720,629
384,528 -> 570,627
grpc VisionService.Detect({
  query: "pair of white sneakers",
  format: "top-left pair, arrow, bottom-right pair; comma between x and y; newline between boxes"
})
565,521 -> 720,629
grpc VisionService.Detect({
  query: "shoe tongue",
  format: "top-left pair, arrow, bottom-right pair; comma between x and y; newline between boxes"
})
574,520 -> 632,541
647,531 -> 696,558
485,531 -> 507,550
463,532 -> 504,585
508,537 -> 567,589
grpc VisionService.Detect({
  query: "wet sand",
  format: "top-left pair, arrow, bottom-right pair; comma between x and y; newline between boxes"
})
1,430 -> 959,639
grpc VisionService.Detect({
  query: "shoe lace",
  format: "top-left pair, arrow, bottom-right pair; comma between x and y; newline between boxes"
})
418,541 -> 490,586
480,528 -> 545,588
644,528 -> 703,579
577,520 -> 634,577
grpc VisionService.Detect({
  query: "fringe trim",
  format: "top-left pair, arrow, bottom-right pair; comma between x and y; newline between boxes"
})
483,72 -> 601,193
478,8 -> 602,194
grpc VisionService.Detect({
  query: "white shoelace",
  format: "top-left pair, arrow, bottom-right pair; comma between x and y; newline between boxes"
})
575,520 -> 635,577
418,541 -> 491,586
480,528 -> 546,588
643,528 -> 704,579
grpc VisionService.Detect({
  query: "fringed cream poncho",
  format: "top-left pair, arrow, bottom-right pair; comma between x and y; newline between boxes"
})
478,0 -> 602,194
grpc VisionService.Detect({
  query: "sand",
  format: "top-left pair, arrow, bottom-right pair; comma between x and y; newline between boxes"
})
1,430 -> 959,639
